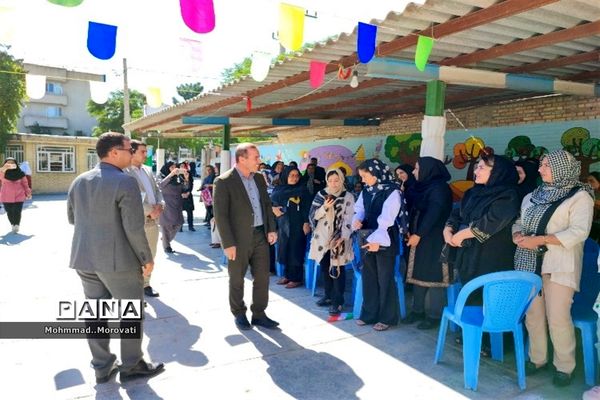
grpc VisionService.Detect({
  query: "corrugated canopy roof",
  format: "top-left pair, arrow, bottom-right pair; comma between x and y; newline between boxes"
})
125,0 -> 600,137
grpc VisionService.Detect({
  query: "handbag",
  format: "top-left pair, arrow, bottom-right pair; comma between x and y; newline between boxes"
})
200,188 -> 213,206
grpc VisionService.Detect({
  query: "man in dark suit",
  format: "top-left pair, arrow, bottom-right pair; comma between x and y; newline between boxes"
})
213,143 -> 278,330
68,132 -> 164,383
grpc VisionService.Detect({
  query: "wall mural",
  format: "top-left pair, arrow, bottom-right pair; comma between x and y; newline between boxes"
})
257,119 -> 599,199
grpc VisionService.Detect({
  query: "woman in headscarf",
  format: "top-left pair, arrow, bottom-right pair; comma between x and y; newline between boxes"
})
309,168 -> 355,315
352,159 -> 403,331
271,166 -> 311,288
515,159 -> 540,202
513,150 -> 594,387
270,161 -> 285,187
200,165 -> 216,225
587,171 -> 600,242
443,148 -> 520,286
159,161 -> 189,253
395,164 -> 417,212
403,157 -> 453,330
0,158 -> 31,233
180,161 -> 195,232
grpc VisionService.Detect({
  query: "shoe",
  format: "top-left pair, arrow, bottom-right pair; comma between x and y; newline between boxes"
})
328,305 -> 342,316
120,360 -> 165,382
552,371 -> 572,387
582,386 -> 600,400
11,225 -> 19,233
417,317 -> 439,330
285,281 -> 302,289
189,227 -> 196,232
401,312 -> 425,324
235,314 -> 252,330
276,278 -> 290,285
373,322 -> 390,331
316,297 -> 331,307
164,246 -> 174,253
144,286 -> 160,297
525,361 -> 548,376
210,243 -> 221,248
251,316 -> 279,329
96,363 -> 119,384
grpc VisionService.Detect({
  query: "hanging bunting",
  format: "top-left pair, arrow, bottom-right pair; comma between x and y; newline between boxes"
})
180,0 -> 215,34
357,22 -> 377,64
179,38 -> 204,71
245,97 -> 252,112
25,74 -> 46,100
309,60 -> 327,89
250,51 -> 271,82
0,5 -> 16,43
415,35 -> 434,72
87,21 -> 118,60
47,0 -> 84,6
279,3 -> 305,52
146,87 -> 162,108
337,64 -> 352,80
89,81 -> 110,104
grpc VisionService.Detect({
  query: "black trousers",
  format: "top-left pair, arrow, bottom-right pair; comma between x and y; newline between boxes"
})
184,209 -> 194,228
204,205 -> 213,222
320,251 -> 346,307
360,246 -> 399,325
3,202 -> 23,226
411,285 -> 445,319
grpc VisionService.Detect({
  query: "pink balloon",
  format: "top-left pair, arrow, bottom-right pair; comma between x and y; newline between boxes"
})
180,0 -> 215,34
309,60 -> 327,89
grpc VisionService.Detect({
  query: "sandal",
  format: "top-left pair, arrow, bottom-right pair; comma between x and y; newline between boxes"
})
355,319 -> 367,326
276,278 -> 290,285
285,281 -> 302,289
373,322 -> 390,331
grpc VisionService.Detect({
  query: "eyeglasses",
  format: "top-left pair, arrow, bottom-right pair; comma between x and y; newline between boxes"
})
116,147 -> 135,154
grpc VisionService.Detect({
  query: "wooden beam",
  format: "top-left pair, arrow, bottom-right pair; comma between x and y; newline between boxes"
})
564,70 -> 600,82
503,50 -> 600,73
442,21 -> 600,67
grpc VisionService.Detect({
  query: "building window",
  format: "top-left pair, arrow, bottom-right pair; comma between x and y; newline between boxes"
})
46,106 -> 62,118
87,149 -> 98,170
46,82 -> 63,95
4,145 -> 24,164
37,146 -> 74,173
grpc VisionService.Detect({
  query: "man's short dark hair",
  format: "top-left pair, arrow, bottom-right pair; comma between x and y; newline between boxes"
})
130,139 -> 146,152
235,143 -> 258,162
96,132 -> 128,159
310,157 -> 318,163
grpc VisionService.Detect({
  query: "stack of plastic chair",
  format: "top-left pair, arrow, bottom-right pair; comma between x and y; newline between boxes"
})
447,281 -> 462,332
572,238 -> 600,386
304,234 -> 315,289
220,253 -> 227,266
434,271 -> 542,391
274,242 -> 284,277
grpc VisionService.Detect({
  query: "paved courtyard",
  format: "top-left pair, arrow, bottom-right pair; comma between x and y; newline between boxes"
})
0,194 -> 590,399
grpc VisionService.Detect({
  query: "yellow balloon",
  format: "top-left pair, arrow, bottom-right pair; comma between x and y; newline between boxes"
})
279,3 -> 304,52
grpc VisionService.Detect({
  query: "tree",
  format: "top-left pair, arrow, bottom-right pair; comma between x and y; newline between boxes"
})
176,82 -> 203,100
453,136 -> 485,181
560,127 -> 599,178
384,133 -> 422,166
504,135 -> 548,160
0,47 -> 26,150
221,57 -> 252,85
87,90 -> 146,136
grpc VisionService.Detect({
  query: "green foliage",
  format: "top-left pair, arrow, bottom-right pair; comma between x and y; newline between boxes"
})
0,47 -> 26,150
384,133 -> 422,166
176,82 -> 203,100
87,90 -> 146,136
221,57 -> 252,85
560,127 -> 590,152
505,136 -> 534,159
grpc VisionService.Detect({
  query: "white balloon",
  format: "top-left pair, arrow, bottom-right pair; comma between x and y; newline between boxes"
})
89,80 -> 110,104
25,74 -> 46,100
251,51 -> 271,82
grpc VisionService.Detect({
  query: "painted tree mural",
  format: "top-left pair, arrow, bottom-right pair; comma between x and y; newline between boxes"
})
561,127 -> 599,178
453,136 -> 485,181
504,135 -> 548,160
384,133 -> 422,166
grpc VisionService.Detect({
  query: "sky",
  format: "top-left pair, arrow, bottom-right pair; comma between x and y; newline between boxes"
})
0,0 -> 416,104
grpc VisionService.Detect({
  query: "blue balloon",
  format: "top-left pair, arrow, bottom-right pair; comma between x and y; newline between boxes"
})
357,22 -> 377,64
87,21 -> 117,60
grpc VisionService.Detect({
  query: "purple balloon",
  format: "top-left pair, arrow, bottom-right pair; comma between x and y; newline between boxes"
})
180,0 -> 215,34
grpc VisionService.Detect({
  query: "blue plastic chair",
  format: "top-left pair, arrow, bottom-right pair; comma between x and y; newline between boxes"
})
274,242 -> 284,277
434,271 -> 542,391
353,253 -> 407,320
572,239 -> 600,386
220,253 -> 227,266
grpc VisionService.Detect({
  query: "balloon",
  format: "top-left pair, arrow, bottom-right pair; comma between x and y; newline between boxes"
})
87,21 -> 118,60
47,0 -> 84,6
415,35 -> 434,72
179,0 -> 215,34
26,74 -> 46,100
357,22 -> 377,64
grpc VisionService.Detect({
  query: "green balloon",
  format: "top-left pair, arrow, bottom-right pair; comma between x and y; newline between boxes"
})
415,35 -> 434,72
47,0 -> 84,7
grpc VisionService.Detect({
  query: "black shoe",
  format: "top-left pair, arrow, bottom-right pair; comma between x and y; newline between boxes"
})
144,286 -> 159,297
189,227 -> 196,232
401,312 -> 425,324
552,371 -> 572,387
316,297 -> 331,307
525,361 -> 548,376
328,305 -> 342,316
235,314 -> 252,330
179,227 -> 183,232
120,360 -> 165,382
251,316 -> 280,329
417,317 -> 439,330
164,246 -> 174,253
96,363 -> 119,384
